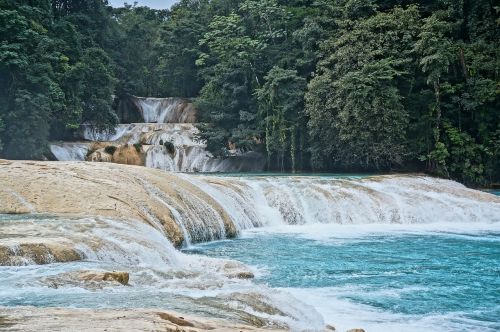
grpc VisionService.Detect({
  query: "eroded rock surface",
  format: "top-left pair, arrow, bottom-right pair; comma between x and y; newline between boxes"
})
0,161 -> 236,248
0,307 -> 285,332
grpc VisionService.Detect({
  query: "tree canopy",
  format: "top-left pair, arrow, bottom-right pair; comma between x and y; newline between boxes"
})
0,0 -> 498,186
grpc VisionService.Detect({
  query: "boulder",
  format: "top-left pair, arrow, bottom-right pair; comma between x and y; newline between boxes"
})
103,272 -> 130,285
81,271 -> 130,285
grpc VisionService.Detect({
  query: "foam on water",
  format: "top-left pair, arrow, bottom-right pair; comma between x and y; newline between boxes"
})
2,174 -> 500,330
187,228 -> 500,332
182,174 -> 500,229
0,214 -> 324,329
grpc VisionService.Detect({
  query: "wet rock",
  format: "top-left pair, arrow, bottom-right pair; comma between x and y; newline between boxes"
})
42,270 -> 130,289
102,272 -> 130,285
0,243 -> 82,266
232,271 -> 255,279
157,312 -> 194,327
222,261 -> 255,279
87,148 -> 113,163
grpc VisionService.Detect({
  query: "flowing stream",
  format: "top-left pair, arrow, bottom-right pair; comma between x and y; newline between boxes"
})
1,173 -> 499,331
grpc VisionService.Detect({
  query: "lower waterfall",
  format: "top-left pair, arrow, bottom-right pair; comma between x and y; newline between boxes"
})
178,174 -> 500,231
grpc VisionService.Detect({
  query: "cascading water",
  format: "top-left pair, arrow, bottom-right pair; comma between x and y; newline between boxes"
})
1,162 -> 500,331
178,174 -> 500,230
49,143 -> 90,161
50,97 -> 265,172
133,97 -> 196,123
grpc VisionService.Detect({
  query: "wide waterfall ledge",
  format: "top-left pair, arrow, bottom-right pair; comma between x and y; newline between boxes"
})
1,160 -> 499,249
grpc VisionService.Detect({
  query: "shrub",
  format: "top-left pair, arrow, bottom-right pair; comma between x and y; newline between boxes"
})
164,141 -> 175,154
104,145 -> 117,155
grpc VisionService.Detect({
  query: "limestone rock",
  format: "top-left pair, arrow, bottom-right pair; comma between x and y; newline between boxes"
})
42,270 -> 130,289
0,307 -> 284,331
87,148 -> 113,163
346,329 -> 365,332
157,312 -> 194,327
102,271 -> 129,285
0,161 -> 239,247
0,243 -> 82,266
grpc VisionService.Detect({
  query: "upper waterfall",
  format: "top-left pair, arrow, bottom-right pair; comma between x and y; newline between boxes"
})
133,97 -> 196,123
49,96 -> 266,173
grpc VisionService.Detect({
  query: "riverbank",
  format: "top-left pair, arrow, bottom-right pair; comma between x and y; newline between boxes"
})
0,307 -> 285,332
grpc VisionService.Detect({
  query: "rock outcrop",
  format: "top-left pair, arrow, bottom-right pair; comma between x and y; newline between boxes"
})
0,307 -> 285,332
0,161 -> 236,248
0,242 -> 82,266
42,271 -> 129,289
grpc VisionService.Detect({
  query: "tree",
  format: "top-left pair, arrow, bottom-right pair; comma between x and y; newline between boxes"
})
196,12 -> 264,155
112,5 -> 167,97
77,48 -> 117,130
0,3 -> 61,159
257,66 -> 306,171
306,6 -> 420,170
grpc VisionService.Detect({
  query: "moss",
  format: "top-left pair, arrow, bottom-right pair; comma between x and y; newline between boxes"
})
133,143 -> 142,153
104,145 -> 117,155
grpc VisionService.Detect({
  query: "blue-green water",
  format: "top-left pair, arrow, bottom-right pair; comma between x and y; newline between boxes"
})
185,228 -> 500,331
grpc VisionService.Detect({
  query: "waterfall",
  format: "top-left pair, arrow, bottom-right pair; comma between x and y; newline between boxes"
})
50,143 -> 90,161
2,163 -> 499,330
178,174 -> 500,231
133,97 -> 196,123
50,96 -> 266,172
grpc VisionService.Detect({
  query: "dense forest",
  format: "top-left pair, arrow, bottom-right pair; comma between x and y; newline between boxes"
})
0,0 -> 498,186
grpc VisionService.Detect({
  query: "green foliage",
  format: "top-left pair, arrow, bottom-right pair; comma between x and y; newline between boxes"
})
77,48 -> 117,130
306,6 -> 419,170
112,5 -> 167,97
195,11 -> 263,155
163,141 -> 175,154
0,0 -> 118,159
104,145 -> 117,155
0,0 -> 498,186
257,66 -> 306,171
133,143 -> 142,153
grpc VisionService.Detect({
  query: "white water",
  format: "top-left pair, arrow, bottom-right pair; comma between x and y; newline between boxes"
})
2,175 -> 499,331
130,174 -> 500,247
133,97 -> 196,123
50,143 -> 90,161
0,214 -> 324,330
179,175 -> 500,231
50,96 -> 265,172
